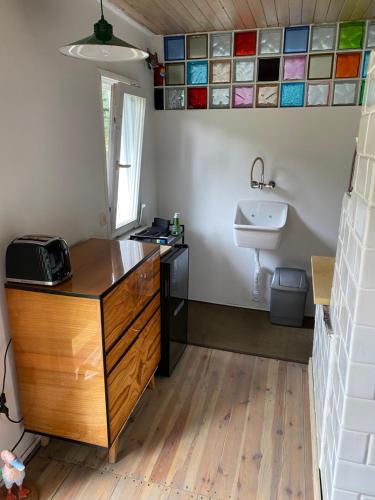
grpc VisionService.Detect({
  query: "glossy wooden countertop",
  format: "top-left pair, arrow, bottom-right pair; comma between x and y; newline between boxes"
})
5,238 -> 160,298
311,256 -> 335,306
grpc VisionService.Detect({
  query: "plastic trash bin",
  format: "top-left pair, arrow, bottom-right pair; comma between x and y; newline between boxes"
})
270,267 -> 309,327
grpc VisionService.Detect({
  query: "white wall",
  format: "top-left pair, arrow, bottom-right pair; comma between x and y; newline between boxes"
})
154,107 -> 360,315
0,0 -> 155,456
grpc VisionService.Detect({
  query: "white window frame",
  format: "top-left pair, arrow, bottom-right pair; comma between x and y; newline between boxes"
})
98,70 -> 145,238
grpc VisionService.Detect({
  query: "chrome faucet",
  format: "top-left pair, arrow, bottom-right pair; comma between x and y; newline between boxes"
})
250,157 -> 275,190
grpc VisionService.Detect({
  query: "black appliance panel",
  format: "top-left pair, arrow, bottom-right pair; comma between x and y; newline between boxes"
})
159,245 -> 189,376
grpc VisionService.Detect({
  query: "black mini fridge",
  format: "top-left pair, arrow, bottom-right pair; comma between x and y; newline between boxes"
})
158,244 -> 189,376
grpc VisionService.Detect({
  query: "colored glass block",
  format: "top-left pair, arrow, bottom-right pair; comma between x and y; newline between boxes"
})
256,84 -> 279,107
187,61 -> 208,85
335,53 -> 361,78
366,77 -> 375,108
210,86 -> 231,109
307,82 -> 330,106
233,58 -> 255,82
333,81 -> 358,105
308,54 -> 333,80
165,88 -> 185,110
257,58 -> 280,82
187,87 -> 207,109
210,33 -> 232,58
283,56 -> 306,81
338,22 -> 364,50
232,86 -> 254,108
310,25 -> 336,51
259,29 -> 282,55
362,51 -> 370,78
234,31 -> 257,56
210,60 -> 231,84
165,63 -> 185,86
154,65 -> 164,86
164,35 -> 185,61
284,26 -> 309,53
280,82 -> 305,107
187,34 -> 208,59
154,88 -> 164,110
367,22 -> 375,48
359,80 -> 366,106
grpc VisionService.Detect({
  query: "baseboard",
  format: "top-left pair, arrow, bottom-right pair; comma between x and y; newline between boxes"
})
308,358 -> 322,500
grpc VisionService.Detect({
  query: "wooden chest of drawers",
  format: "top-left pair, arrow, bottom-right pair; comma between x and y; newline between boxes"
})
5,238 -> 161,461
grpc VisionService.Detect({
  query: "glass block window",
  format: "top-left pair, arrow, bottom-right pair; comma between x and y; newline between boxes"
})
165,63 -> 185,86
187,61 -> 208,85
233,58 -> 255,82
362,51 -> 371,78
335,53 -> 361,78
154,88 -> 164,110
333,81 -> 358,105
256,84 -> 279,107
366,77 -> 375,109
359,80 -> 366,105
165,88 -> 185,110
210,33 -> 232,58
310,25 -> 336,51
232,86 -> 254,108
367,22 -> 375,48
164,36 -> 185,61
280,82 -> 305,107
187,34 -> 208,59
283,56 -> 306,81
157,22 -> 370,110
258,58 -> 280,82
338,22 -> 365,50
187,87 -> 207,109
259,29 -> 282,55
284,26 -> 309,53
210,86 -> 231,109
307,82 -> 330,106
210,60 -> 231,84
234,31 -> 257,56
308,54 -> 333,80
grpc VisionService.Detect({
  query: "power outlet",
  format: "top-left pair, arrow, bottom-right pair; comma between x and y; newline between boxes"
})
99,212 -> 107,227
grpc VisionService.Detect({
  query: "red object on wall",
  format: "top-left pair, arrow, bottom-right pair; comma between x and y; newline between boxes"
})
188,87 -> 207,109
234,31 -> 257,56
154,65 -> 164,86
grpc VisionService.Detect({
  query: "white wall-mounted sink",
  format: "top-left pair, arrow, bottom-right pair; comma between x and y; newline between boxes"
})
233,200 -> 288,250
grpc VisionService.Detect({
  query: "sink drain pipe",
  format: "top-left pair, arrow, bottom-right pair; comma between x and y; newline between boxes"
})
252,248 -> 262,302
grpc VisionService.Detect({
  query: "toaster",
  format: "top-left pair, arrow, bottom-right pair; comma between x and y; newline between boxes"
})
6,235 -> 72,286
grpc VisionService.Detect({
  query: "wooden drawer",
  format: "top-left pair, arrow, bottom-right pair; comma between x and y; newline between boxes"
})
106,293 -> 160,374
107,308 -> 161,443
103,252 -> 160,351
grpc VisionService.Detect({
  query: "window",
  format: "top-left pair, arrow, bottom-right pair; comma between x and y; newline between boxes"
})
101,74 -> 146,236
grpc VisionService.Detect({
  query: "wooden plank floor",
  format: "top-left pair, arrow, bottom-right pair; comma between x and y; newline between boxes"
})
29,346 -> 313,500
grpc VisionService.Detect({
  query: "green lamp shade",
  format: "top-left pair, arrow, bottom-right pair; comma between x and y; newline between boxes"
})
59,17 -> 148,62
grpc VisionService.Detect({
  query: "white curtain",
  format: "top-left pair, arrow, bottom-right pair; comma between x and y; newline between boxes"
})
115,93 -> 146,229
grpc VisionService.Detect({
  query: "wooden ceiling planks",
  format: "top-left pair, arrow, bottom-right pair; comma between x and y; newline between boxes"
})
110,0 -> 375,34
275,0 -> 290,25
302,0 -> 317,24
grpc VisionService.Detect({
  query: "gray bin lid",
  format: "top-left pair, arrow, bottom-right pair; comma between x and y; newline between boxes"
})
271,267 -> 309,292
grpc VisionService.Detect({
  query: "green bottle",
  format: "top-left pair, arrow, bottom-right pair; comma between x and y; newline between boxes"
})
171,212 -> 181,236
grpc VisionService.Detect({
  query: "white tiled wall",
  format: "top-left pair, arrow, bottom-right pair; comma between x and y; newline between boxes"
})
313,51 -> 375,499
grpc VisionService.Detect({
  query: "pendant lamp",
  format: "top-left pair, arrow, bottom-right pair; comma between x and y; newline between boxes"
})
59,0 -> 148,62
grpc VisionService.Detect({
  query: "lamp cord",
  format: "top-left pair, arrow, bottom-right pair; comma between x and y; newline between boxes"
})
100,0 -> 104,18
1,338 -> 23,424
